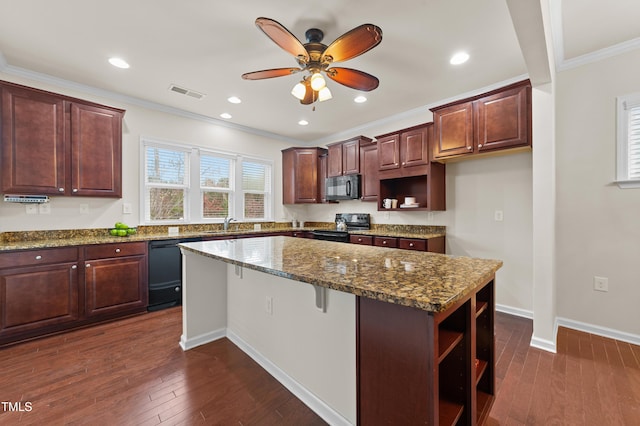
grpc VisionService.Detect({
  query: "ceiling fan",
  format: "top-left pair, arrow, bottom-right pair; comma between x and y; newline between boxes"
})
241,17 -> 383,105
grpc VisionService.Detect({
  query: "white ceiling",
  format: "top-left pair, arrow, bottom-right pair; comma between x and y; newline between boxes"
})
0,0 -> 638,144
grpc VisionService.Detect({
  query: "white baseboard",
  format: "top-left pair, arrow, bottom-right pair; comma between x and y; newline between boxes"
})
179,327 -> 226,350
226,329 -> 352,426
495,303 -> 533,319
530,335 -> 557,353
557,317 -> 640,347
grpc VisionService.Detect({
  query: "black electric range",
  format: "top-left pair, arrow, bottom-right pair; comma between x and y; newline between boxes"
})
312,213 -> 370,243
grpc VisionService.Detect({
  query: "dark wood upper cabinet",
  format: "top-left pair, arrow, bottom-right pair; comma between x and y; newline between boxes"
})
377,133 -> 400,171
359,140 -> 379,202
326,136 -> 370,177
282,147 -> 327,204
0,80 -> 124,197
71,103 -> 123,197
431,80 -> 531,161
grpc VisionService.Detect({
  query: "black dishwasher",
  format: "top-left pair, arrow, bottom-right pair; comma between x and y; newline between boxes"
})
148,237 -> 202,311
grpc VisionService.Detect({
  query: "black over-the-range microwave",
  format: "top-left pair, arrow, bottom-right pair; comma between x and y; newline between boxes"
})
325,174 -> 361,201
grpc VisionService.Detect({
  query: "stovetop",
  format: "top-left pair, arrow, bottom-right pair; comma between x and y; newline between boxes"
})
335,213 -> 370,231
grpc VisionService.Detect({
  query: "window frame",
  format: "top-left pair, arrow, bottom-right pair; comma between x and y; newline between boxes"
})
141,139 -> 192,224
616,93 -> 640,189
140,137 -> 274,224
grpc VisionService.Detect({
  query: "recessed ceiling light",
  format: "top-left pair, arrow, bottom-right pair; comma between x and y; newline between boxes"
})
298,120 -> 309,126
108,57 -> 130,69
354,96 -> 367,103
220,113 -> 232,119
227,96 -> 241,104
450,52 -> 470,65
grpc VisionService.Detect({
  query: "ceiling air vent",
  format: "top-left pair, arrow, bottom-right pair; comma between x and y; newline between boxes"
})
168,84 -> 206,100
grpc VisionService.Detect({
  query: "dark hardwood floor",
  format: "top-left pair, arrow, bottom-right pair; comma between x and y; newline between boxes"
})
1,307 -> 639,425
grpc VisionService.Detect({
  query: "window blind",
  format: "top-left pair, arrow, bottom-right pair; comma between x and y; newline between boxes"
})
628,105 -> 640,180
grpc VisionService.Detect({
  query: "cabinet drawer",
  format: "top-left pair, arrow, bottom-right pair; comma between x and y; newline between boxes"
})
399,238 -> 426,251
374,237 -> 398,248
350,235 -> 373,245
84,241 -> 147,259
0,247 -> 78,269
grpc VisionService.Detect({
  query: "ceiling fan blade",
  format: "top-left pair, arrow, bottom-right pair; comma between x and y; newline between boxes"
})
242,68 -> 302,80
321,24 -> 382,64
255,17 -> 310,63
326,67 -> 379,91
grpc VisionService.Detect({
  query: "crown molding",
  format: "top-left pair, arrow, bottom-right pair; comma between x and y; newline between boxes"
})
557,37 -> 640,71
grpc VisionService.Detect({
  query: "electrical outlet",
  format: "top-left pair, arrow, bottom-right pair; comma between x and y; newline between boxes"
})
594,276 -> 609,292
494,210 -> 504,221
122,203 -> 132,214
265,296 -> 273,315
25,205 -> 38,215
39,203 -> 51,214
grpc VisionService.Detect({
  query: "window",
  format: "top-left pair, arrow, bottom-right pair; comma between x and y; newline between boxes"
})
242,160 -> 271,219
200,153 -> 233,219
141,138 -> 273,223
144,144 -> 190,222
616,93 -> 640,188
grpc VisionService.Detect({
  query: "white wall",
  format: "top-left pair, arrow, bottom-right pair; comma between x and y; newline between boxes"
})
0,73 -> 293,232
555,48 -> 640,336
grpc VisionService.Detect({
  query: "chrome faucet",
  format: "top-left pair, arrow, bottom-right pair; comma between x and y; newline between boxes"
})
223,217 -> 236,231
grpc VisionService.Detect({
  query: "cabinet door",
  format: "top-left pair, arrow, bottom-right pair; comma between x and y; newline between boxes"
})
327,143 -> 343,177
0,262 -> 79,339
71,103 -> 123,197
474,84 -> 530,152
432,101 -> 474,159
1,84 -> 66,194
294,149 -> 320,203
342,139 -> 360,175
400,126 -> 429,168
360,143 -> 379,201
377,134 -> 400,170
84,255 -> 147,318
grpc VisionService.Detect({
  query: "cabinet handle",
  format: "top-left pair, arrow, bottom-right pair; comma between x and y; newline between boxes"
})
409,243 -> 414,247
86,263 -> 91,268
73,188 -> 78,193
35,255 -> 42,260
115,248 -> 121,253
71,265 -> 77,270
58,187 -> 64,192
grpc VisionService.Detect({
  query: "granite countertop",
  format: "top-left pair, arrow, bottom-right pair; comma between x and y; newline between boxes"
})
0,224 -> 446,252
179,236 -> 502,313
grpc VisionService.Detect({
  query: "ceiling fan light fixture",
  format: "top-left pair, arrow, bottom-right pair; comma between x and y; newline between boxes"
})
291,82 -> 307,100
310,72 -> 326,91
318,86 -> 332,102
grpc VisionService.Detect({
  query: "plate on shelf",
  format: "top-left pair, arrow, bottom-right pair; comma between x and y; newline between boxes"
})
400,203 -> 420,208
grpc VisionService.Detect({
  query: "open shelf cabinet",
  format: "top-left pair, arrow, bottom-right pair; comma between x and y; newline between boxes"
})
357,278 -> 496,425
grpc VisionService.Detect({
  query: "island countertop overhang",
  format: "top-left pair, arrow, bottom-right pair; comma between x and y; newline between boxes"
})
179,236 -> 502,313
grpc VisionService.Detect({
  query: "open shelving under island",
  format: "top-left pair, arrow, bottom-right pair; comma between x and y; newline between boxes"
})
179,236 -> 502,426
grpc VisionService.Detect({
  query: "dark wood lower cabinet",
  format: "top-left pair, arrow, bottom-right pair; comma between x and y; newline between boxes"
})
0,242 -> 148,346
357,278 -> 495,425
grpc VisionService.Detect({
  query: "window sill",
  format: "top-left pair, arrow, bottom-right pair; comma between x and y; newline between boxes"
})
615,179 -> 640,189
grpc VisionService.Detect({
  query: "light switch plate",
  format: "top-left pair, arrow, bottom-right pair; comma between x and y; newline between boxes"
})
122,203 -> 132,214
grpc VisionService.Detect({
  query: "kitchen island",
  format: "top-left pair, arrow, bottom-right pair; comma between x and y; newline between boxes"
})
179,236 -> 502,426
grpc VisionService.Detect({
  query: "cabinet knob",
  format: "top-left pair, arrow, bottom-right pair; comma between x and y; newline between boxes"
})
478,144 -> 483,148
35,255 -> 42,260
383,241 -> 387,245
358,238 -> 362,242
86,263 -> 91,268
409,243 -> 414,247
115,248 -> 121,253
467,146 -> 472,150
58,187 -> 65,192
71,265 -> 77,270
73,188 -> 78,193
